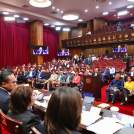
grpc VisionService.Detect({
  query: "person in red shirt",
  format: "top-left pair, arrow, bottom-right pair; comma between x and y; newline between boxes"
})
71,72 -> 80,88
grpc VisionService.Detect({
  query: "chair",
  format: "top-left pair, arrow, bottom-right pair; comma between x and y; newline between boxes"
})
115,64 -> 122,72
29,127 -> 42,134
0,109 -> 23,134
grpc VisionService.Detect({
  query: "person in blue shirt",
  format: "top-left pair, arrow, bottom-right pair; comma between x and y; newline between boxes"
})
116,21 -> 122,31
105,73 -> 123,104
101,66 -> 110,82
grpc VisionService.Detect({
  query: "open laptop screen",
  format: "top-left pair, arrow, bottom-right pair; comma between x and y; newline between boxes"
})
83,96 -> 95,105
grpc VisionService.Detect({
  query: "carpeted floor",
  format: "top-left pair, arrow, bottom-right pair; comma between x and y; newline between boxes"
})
99,85 -> 134,116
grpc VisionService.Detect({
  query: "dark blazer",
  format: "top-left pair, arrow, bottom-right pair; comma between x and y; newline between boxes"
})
80,54 -> 84,60
124,56 -> 130,64
7,110 -> 45,134
101,69 -> 110,76
65,74 -> 74,82
92,72 -> 101,77
36,72 -> 44,79
75,59 -> 81,64
85,58 -> 91,65
0,88 -> 10,114
43,73 -> 51,80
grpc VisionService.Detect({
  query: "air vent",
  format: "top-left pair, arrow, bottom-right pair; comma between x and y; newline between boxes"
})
51,11 -> 58,15
22,5 -> 30,8
95,0 -> 107,3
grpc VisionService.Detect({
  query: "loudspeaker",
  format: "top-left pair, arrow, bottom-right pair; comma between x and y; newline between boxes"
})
106,50 -> 108,55
29,41 -> 32,47
82,23 -> 87,28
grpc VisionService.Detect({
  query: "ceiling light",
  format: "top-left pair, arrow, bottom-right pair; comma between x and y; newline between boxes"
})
51,25 -> 55,27
29,0 -> 51,8
130,14 -> 133,15
127,5 -> 134,8
56,27 -> 61,31
127,0 -> 134,1
63,14 -> 79,20
52,7 -> 55,9
118,11 -> 127,16
23,18 -> 29,20
78,19 -> 83,22
4,17 -> 15,21
3,12 -> 9,15
96,6 -> 99,8
57,9 -> 59,11
61,11 -> 63,13
103,12 -> 108,15
44,23 -> 49,25
114,15 -> 116,16
78,36 -> 81,37
14,15 -> 19,18
85,10 -> 88,12
63,28 -> 70,31
109,2 -> 112,4
118,17 -> 120,18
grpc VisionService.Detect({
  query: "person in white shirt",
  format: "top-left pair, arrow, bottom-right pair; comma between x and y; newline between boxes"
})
109,65 -> 115,76
130,67 -> 134,77
85,30 -> 91,36
86,70 -> 92,76
92,55 -> 97,62
128,21 -> 134,30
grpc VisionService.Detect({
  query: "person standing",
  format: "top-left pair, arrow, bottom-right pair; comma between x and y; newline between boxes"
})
116,21 -> 122,31
124,53 -> 130,72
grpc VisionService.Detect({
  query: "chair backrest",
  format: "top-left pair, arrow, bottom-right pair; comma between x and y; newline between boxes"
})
0,109 -> 23,134
29,126 -> 42,134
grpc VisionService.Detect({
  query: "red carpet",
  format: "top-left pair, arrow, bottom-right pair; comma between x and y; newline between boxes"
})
99,85 -> 134,116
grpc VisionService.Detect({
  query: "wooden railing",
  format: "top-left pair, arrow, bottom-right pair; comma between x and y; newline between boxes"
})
62,29 -> 134,48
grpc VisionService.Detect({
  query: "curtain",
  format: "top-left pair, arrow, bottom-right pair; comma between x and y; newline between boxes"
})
0,15 -> 30,69
43,27 -> 59,61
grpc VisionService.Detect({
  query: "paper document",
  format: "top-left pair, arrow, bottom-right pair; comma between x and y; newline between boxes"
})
34,100 -> 48,108
97,103 -> 110,108
87,117 -> 124,134
121,115 -> 134,126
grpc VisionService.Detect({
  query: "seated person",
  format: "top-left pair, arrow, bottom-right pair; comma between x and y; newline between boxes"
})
25,68 -> 35,82
129,67 -> 134,77
56,68 -> 60,74
7,86 -> 45,134
85,30 -> 91,36
109,65 -> 115,76
22,68 -> 28,76
118,55 -> 122,60
42,69 -> 51,84
44,87 -> 82,134
101,66 -> 110,82
36,47 -> 45,54
52,71 -> 66,87
35,69 -> 44,82
70,67 -> 75,74
127,21 -> 134,30
61,71 -> 74,86
43,70 -> 57,90
71,72 -> 80,88
115,45 -> 123,52
113,55 -> 117,60
63,68 -> 68,75
104,56 -> 109,60
120,69 -> 128,83
86,70 -> 92,75
105,73 -> 123,104
92,68 -> 101,77
120,76 -> 134,105
17,70 -> 25,84
41,67 -> 45,72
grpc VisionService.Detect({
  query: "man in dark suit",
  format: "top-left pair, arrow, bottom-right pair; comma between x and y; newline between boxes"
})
124,53 -> 130,72
80,52 -> 84,60
85,55 -> 91,65
36,47 -> 45,54
75,56 -> 81,64
35,69 -> 44,82
0,69 -> 16,114
25,68 -> 35,82
92,68 -> 101,77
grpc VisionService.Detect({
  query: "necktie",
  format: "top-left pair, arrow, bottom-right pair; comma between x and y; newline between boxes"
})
38,73 -> 40,78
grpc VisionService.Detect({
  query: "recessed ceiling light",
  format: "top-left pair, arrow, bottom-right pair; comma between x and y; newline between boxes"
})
57,9 -> 59,11
118,17 -> 120,18
127,0 -> 134,1
61,11 -> 63,13
23,18 -> 29,20
114,15 -> 116,16
96,6 -> 99,8
63,14 -> 79,20
78,36 -> 81,37
109,2 -> 112,4
56,27 -> 61,31
44,23 -> 49,26
51,25 -> 55,27
130,14 -> 133,15
127,5 -> 133,8
4,17 -> 15,21
78,19 -> 83,22
3,12 -> 9,15
85,10 -> 88,12
52,7 -> 55,9
103,12 -> 108,15
63,28 -> 70,31
118,11 -> 127,16
29,0 -> 51,8
14,15 -> 19,18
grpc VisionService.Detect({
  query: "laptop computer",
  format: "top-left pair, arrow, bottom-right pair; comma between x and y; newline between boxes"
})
83,96 -> 95,105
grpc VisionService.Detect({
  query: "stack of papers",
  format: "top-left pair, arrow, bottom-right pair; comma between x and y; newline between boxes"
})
34,100 -> 48,108
81,106 -> 101,126
87,117 -> 124,134
121,115 -> 134,126
97,103 -> 110,108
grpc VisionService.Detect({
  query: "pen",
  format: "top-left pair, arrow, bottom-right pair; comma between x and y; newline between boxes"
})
86,122 -> 95,128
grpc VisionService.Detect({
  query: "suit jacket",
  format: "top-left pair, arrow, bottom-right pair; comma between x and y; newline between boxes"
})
65,74 -> 74,82
101,69 -> 110,76
0,88 -> 10,114
80,54 -> 84,60
75,59 -> 81,64
85,58 -> 91,65
36,72 -> 44,79
72,76 -> 81,85
36,50 -> 45,54
49,74 -> 57,81
28,71 -> 35,77
92,72 -> 101,77
43,73 -> 51,80
124,56 -> 130,64
56,75 -> 66,82
7,110 -> 45,134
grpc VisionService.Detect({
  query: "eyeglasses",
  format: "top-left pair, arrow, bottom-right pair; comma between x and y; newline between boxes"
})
7,81 -> 17,85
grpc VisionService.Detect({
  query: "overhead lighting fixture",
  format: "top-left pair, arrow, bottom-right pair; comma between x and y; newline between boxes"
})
127,5 -> 133,8
4,17 -> 15,21
3,12 -> 9,15
52,7 -> 55,9
118,11 -> 127,16
57,9 -> 59,11
56,27 -> 61,31
78,19 -> 83,22
103,12 -> 108,15
85,9 -> 88,12
114,15 -> 116,16
96,6 -> 99,8
127,0 -> 134,1
118,17 -> 120,18
14,15 -> 19,18
29,0 -> 51,8
23,18 -> 29,20
61,11 -> 63,13
63,28 -> 70,31
109,2 -> 112,4
63,14 -> 79,20
51,25 -> 55,27
78,36 -> 81,37
44,23 -> 49,26
130,14 -> 133,15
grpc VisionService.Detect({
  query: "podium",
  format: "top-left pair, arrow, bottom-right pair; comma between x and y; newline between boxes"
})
83,76 -> 101,100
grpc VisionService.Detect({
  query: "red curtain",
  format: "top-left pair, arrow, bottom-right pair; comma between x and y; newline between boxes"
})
43,27 -> 59,61
0,15 -> 30,69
